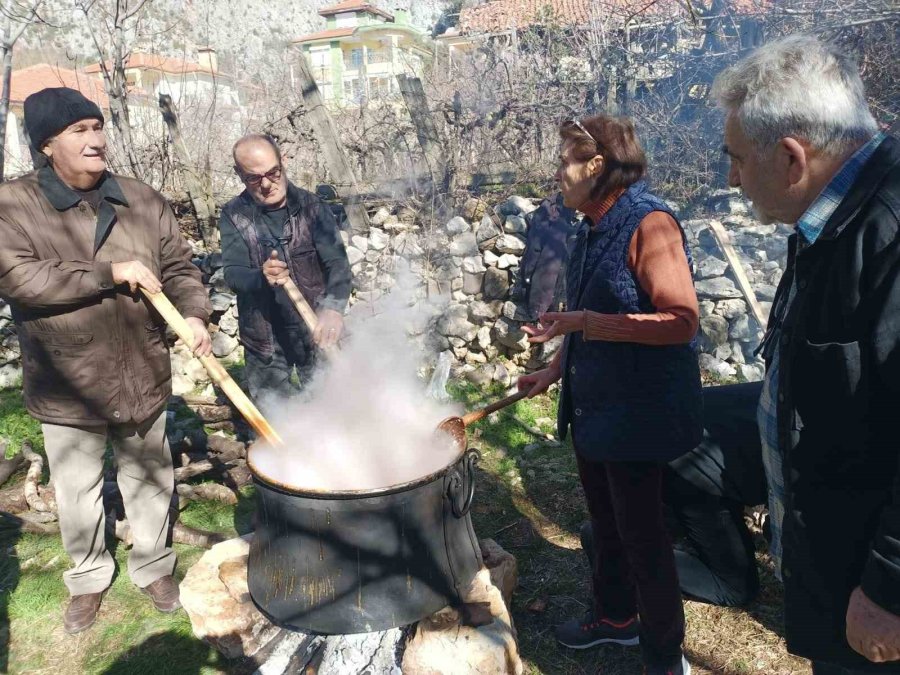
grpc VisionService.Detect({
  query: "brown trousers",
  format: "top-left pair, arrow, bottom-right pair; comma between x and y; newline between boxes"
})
42,409 -> 175,595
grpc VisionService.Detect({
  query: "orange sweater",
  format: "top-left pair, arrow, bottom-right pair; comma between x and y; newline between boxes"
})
578,192 -> 699,346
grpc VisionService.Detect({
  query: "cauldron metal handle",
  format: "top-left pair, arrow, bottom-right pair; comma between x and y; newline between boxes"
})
448,449 -> 480,518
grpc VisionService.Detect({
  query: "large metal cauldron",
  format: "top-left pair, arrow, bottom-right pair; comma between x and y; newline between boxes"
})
246,439 -> 483,635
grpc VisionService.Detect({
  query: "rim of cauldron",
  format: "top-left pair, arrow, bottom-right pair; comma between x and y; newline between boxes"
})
246,434 -> 468,499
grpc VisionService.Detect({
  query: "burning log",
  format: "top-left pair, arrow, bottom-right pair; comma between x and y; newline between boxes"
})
21,440 -> 51,513
176,482 -> 238,505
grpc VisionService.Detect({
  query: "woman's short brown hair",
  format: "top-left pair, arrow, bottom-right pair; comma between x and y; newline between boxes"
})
559,115 -> 647,202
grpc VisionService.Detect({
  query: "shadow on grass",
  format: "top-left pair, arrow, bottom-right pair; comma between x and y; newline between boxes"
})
450,380 -> 644,673
454,379 -> 790,674
99,630 -> 228,675
0,525 -> 21,674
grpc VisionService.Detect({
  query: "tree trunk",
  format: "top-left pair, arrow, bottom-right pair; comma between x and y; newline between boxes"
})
158,93 -> 220,250
397,74 -> 450,194
0,41 -> 13,181
294,52 -> 370,235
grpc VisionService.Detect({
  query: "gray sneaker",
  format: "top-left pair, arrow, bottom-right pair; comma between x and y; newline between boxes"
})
555,609 -> 639,649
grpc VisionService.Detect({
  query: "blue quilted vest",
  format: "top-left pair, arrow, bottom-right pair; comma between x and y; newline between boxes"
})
558,181 -> 703,462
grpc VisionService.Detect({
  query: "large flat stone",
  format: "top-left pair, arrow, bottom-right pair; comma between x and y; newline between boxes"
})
695,277 -> 743,299
180,536 -> 282,659
402,569 -> 522,675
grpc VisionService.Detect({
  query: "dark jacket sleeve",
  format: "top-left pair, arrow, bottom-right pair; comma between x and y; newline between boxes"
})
219,207 -> 267,294
858,202 -> 900,614
310,199 -> 351,313
158,198 -> 211,322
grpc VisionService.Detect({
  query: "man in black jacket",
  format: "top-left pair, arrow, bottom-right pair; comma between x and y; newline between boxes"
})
510,191 -> 579,322
219,135 -> 351,408
712,35 -> 900,672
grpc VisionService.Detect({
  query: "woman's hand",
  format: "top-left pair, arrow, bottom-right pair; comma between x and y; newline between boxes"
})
517,365 -> 561,398
523,311 -> 584,344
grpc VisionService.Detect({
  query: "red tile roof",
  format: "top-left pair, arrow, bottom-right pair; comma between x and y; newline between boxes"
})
85,52 -> 215,76
458,0 -> 703,33
292,27 -> 357,44
9,64 -> 109,108
319,1 -> 394,21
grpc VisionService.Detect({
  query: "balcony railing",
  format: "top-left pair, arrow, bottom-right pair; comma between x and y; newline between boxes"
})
367,48 -> 390,64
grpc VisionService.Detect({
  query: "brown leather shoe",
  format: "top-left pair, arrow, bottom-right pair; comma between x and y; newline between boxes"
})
64,592 -> 104,634
140,575 -> 181,613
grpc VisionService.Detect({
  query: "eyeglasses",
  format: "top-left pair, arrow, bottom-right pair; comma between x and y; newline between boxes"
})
567,118 -> 594,142
240,166 -> 283,187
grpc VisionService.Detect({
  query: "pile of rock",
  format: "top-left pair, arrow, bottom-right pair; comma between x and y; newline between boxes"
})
0,300 -> 21,389
339,195 -> 542,389
681,189 -> 789,381
344,187 -> 782,386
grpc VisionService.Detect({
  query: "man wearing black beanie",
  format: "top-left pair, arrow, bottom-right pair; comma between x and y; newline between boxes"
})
0,87 -> 213,634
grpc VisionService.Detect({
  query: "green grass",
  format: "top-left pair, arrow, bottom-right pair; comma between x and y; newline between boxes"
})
0,390 -> 43,458
0,527 -> 224,674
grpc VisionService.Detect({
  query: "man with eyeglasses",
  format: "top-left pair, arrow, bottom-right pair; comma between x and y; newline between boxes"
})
218,134 -> 351,411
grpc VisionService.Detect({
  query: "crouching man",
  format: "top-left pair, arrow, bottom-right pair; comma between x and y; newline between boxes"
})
0,88 -> 212,633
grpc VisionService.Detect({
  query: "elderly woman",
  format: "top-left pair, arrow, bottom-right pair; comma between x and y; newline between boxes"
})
518,114 -> 702,675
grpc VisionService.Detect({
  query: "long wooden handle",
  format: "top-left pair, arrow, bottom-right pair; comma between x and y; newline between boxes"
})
282,278 -> 320,333
462,390 -> 528,427
706,219 -> 768,328
282,278 -> 339,359
140,288 -> 284,446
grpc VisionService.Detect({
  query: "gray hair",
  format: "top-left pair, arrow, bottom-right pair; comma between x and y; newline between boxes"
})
711,34 -> 878,157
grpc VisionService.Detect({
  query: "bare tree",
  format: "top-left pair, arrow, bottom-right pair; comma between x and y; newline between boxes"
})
76,0 -> 152,180
0,0 -> 47,180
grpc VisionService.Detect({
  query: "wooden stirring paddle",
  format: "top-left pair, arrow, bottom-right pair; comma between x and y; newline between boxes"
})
437,389 -> 529,446
140,288 -> 284,446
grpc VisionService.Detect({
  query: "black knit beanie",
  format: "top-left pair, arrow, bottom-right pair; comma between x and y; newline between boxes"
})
23,87 -> 105,151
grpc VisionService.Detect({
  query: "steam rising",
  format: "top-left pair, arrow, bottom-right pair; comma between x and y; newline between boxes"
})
249,271 -> 463,492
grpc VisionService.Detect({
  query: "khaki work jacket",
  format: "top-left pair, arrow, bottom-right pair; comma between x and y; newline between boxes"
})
0,167 -> 210,426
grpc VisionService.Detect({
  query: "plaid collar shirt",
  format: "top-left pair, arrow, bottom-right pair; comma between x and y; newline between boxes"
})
757,132 -> 886,577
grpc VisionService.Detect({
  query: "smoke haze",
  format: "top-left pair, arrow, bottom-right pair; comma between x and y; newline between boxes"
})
249,270 -> 463,492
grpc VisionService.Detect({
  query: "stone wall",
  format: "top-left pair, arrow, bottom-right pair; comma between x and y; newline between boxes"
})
0,187 -> 785,395
337,187 -> 784,388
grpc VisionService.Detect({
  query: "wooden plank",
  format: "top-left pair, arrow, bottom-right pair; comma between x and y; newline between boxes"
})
396,74 -> 449,192
294,52 -> 370,235
706,219 -> 768,327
